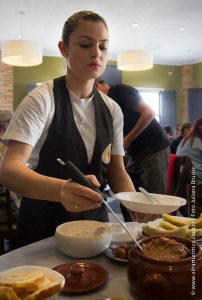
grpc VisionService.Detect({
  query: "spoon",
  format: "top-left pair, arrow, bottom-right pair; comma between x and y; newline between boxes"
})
57,159 -> 143,252
139,187 -> 160,204
93,226 -> 111,239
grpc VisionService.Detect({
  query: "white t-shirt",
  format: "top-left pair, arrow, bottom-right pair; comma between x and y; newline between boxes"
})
3,81 -> 125,169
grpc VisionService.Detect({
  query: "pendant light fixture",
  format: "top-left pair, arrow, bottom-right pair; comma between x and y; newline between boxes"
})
117,21 -> 153,71
1,11 -> 42,67
117,50 -> 153,71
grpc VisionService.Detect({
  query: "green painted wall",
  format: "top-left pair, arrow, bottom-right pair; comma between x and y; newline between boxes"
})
13,56 -> 66,109
121,64 -> 181,122
193,62 -> 202,87
13,57 -> 202,123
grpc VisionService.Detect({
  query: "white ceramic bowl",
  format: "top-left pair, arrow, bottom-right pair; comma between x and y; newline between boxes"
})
113,192 -> 187,214
55,220 -> 112,258
0,265 -> 65,300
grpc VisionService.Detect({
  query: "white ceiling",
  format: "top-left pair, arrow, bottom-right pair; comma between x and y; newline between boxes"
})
1,0 -> 202,66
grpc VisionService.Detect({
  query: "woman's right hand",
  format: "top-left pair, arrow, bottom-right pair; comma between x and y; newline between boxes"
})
60,175 -> 103,212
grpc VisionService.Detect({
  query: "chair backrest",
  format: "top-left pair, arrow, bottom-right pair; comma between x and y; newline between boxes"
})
187,184 -> 202,218
169,155 -> 193,216
0,186 -> 17,253
166,154 -> 176,194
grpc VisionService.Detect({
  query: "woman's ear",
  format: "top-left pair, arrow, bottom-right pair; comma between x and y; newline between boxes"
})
58,41 -> 68,58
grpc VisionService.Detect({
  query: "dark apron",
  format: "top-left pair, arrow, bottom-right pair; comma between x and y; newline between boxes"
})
16,77 -> 113,247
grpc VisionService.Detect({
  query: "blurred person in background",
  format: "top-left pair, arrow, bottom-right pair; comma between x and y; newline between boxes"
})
171,122 -> 192,154
0,110 -> 19,225
163,126 -> 174,143
174,124 -> 180,138
96,80 -> 170,221
0,111 -> 13,162
177,117 -> 202,184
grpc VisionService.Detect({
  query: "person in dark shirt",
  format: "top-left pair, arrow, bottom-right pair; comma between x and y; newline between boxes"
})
96,80 -> 170,222
170,122 -> 192,154
174,124 -> 180,138
164,126 -> 174,143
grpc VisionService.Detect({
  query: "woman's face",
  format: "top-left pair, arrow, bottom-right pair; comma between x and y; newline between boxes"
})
183,127 -> 192,138
63,20 -> 109,81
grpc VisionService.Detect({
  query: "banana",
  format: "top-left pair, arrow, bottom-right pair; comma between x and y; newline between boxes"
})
142,224 -> 189,237
159,221 -> 177,230
162,214 -> 192,227
143,214 -> 202,239
162,213 -> 202,229
186,228 -> 202,239
194,213 -> 202,229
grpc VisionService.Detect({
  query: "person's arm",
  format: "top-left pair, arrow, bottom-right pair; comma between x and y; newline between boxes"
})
106,155 -> 160,223
124,100 -> 155,149
0,140 -> 103,212
106,155 -> 135,193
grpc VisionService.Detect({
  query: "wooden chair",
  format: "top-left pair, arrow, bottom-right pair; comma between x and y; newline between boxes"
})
0,186 -> 17,254
168,155 -> 193,216
187,184 -> 202,218
166,154 -> 176,194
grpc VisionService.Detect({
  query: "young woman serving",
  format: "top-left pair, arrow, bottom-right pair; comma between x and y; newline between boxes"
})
0,11 -> 135,246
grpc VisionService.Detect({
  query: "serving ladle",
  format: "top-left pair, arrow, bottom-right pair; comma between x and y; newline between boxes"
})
57,159 -> 143,252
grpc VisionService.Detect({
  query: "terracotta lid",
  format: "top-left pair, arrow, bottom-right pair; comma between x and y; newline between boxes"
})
53,262 -> 108,294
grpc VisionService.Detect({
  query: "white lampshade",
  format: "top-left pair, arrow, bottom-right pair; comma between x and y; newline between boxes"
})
1,40 -> 42,67
117,50 -> 153,71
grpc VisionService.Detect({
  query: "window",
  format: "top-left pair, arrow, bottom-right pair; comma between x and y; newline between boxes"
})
138,89 -> 161,123
136,88 -> 176,129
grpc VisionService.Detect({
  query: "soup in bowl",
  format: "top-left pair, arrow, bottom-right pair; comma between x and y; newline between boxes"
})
55,220 -> 112,258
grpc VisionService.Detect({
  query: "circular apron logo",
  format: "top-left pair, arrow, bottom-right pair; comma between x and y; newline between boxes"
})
102,144 -> 112,164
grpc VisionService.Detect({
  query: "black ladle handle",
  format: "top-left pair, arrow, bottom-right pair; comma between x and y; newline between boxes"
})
57,159 -> 105,198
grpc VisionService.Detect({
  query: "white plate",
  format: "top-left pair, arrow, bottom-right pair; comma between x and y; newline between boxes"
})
0,265 -> 65,299
146,216 -> 192,227
106,222 -> 142,242
113,192 -> 187,214
105,241 -> 134,263
142,216 -> 202,244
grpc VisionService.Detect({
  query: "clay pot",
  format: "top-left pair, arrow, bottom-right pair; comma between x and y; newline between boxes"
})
127,235 -> 202,300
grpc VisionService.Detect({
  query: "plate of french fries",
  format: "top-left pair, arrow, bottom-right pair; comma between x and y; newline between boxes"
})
0,265 -> 65,300
142,213 -> 202,240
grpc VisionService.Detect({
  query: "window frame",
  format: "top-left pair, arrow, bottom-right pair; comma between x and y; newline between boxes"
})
136,87 -> 164,123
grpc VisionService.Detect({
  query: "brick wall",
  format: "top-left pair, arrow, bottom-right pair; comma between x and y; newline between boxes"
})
0,54 -> 13,111
181,65 -> 193,122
